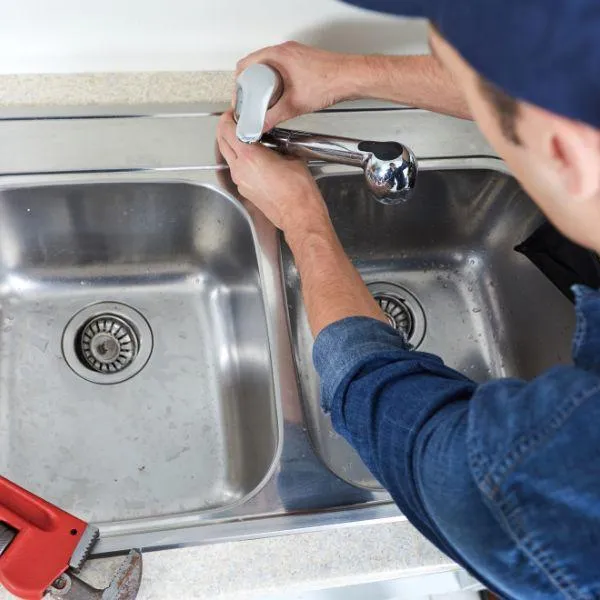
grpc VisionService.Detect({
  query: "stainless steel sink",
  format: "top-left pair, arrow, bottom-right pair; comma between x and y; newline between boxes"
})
282,165 -> 575,489
0,181 -> 279,523
0,107 -> 576,554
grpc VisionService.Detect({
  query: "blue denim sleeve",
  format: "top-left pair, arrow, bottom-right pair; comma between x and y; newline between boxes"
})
313,316 -> 479,560
313,313 -> 600,600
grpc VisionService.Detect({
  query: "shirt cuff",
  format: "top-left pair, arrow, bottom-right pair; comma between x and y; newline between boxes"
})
312,316 -> 411,412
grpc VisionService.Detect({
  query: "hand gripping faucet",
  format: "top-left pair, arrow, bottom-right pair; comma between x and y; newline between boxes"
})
233,63 -> 418,205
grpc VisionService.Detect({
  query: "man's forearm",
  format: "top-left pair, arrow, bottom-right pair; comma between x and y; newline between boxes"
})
285,216 -> 387,337
342,54 -> 471,120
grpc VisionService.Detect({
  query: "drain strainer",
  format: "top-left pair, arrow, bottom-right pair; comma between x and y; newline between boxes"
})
376,294 -> 414,336
62,302 -> 153,384
368,282 -> 426,348
79,314 -> 139,373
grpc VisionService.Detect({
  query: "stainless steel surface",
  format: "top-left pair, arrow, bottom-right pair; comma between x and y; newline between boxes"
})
0,178 -> 279,527
0,522 -> 16,557
49,550 -> 142,600
262,128 -> 418,204
69,525 -> 100,570
62,303 -> 154,385
282,165 -> 575,489
0,108 -> 574,554
0,109 -> 495,175
234,64 -> 283,144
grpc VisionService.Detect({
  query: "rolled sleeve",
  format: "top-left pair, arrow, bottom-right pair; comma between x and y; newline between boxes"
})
313,316 -> 411,411
312,315 -> 479,565
311,310 -> 600,599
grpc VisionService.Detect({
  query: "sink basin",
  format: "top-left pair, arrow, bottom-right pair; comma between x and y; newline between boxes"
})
0,108 -> 578,554
0,181 -> 279,524
282,166 -> 575,489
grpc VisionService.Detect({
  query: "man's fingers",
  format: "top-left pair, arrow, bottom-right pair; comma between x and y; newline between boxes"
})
263,99 -> 293,131
217,134 -> 238,165
218,109 -> 289,170
235,47 -> 274,77
218,111 -> 243,150
218,110 -> 236,139
217,112 -> 241,166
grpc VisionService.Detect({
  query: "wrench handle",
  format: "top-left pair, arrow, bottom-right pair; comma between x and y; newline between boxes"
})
0,476 -> 87,600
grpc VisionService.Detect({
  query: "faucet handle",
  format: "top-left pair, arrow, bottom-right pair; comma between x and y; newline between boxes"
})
234,64 -> 283,144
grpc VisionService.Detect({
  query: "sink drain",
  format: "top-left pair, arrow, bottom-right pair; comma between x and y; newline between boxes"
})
368,282 -> 426,348
375,294 -> 414,336
62,302 -> 153,384
79,314 -> 139,373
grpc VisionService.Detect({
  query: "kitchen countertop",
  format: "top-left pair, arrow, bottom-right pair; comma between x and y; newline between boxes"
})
0,72 -> 235,106
0,72 -> 462,599
31,521 -> 452,600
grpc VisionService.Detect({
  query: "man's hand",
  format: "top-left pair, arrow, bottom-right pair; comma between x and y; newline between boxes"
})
235,41 -> 362,131
217,110 -> 330,236
217,110 -> 386,334
236,38 -> 471,124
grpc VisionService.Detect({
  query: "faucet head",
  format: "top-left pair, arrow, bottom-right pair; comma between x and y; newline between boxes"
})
358,141 -> 418,205
234,64 -> 283,144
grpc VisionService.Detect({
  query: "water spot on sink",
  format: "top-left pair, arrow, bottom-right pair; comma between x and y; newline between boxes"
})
166,446 -> 190,462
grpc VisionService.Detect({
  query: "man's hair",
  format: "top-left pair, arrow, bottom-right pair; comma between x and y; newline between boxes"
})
479,77 -> 522,145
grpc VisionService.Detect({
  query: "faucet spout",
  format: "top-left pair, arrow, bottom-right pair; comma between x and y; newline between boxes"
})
262,128 -> 417,204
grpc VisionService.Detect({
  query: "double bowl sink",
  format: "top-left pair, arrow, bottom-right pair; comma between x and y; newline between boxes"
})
0,108 -> 574,553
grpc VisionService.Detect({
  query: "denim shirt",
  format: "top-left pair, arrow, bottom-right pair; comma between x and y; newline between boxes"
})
313,285 -> 600,600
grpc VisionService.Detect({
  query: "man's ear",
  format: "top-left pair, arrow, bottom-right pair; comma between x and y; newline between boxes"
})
549,118 -> 600,201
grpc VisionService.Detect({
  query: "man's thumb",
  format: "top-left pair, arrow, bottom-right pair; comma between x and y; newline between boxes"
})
263,101 -> 293,132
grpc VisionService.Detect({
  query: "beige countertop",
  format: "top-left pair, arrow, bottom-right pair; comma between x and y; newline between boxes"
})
0,72 -> 234,106
1,520 -> 453,600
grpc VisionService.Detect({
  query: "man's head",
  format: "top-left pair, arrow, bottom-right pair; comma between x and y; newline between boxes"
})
346,1 -> 600,253
429,27 -> 600,253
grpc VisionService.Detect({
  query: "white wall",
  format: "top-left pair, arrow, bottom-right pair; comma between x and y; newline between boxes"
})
0,0 -> 428,74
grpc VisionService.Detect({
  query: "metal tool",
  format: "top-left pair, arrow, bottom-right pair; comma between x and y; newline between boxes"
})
233,63 -> 418,204
0,477 -> 142,600
261,127 -> 417,205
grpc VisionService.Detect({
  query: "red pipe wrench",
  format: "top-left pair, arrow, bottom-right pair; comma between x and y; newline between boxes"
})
0,476 -> 142,600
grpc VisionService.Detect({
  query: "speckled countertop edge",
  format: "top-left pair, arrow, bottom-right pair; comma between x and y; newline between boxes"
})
0,72 -> 235,106
0,520 -> 453,599
78,521 -> 452,600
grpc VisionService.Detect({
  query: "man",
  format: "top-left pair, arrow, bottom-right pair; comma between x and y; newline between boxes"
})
217,1 -> 600,597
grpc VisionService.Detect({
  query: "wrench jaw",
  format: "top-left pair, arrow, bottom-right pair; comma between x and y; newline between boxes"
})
101,550 -> 143,600
46,550 -> 143,600
0,477 -> 142,600
69,526 -> 100,571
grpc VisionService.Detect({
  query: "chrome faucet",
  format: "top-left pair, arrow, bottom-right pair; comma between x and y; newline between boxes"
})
233,64 -> 418,205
